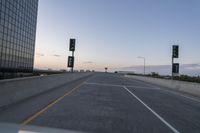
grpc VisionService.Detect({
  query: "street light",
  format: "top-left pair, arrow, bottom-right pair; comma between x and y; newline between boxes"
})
137,56 -> 146,75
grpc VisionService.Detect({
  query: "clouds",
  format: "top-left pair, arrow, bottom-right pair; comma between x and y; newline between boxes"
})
83,61 -> 93,64
36,53 -> 62,57
36,53 -> 45,57
183,64 -> 200,70
52,54 -> 61,57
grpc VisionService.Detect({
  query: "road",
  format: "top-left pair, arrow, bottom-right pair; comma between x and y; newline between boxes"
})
0,73 -> 200,133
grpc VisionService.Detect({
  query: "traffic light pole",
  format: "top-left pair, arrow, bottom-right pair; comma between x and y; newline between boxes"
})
137,56 -> 146,75
144,58 -> 146,75
172,56 -> 174,80
171,45 -> 179,80
68,38 -> 76,73
71,51 -> 74,73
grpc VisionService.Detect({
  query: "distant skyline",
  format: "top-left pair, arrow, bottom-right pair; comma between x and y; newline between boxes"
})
34,0 -> 200,75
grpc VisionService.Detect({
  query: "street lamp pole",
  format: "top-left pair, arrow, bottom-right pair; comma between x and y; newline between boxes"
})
138,56 -> 146,75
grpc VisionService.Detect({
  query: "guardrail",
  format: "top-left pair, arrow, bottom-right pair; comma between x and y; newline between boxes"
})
125,75 -> 200,97
0,72 -> 92,108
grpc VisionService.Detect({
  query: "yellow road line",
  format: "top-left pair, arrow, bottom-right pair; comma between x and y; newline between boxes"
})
21,82 -> 85,126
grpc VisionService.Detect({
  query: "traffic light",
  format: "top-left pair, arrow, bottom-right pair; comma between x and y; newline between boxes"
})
68,56 -> 74,67
69,39 -> 75,51
172,63 -> 179,74
172,45 -> 179,58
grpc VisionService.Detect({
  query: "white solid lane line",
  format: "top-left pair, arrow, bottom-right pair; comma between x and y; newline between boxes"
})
84,82 -> 122,87
85,82 -> 159,89
85,81 -> 179,132
125,76 -> 160,89
123,86 -> 180,133
126,86 -> 160,90
125,77 -> 200,103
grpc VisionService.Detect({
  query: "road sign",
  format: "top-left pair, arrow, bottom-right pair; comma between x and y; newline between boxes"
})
172,63 -> 179,74
172,45 -> 179,58
69,39 -> 75,51
68,56 -> 74,67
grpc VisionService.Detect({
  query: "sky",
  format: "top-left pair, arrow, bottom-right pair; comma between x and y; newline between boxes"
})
34,0 -> 200,75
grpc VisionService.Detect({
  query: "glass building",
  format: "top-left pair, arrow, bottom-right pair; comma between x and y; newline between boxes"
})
0,0 -> 38,78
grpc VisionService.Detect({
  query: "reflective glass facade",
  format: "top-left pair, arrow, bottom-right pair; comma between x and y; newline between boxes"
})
0,0 -> 38,74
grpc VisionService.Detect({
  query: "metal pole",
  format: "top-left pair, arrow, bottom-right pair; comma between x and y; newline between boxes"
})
71,51 -> 74,73
144,58 -> 146,75
172,56 -> 174,80
137,56 -> 146,75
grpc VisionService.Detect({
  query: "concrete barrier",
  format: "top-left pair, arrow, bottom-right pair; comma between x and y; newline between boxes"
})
0,73 -> 92,108
125,75 -> 200,97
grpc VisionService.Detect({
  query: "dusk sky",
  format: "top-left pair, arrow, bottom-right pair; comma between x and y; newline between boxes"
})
34,0 -> 200,75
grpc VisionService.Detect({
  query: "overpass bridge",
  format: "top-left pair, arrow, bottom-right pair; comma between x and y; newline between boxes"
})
0,73 -> 200,133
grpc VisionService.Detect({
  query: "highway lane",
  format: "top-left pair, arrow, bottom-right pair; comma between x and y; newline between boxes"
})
125,80 -> 200,132
0,73 -> 200,133
0,75 -> 93,123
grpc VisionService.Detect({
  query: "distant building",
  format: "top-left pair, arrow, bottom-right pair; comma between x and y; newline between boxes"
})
0,0 -> 39,78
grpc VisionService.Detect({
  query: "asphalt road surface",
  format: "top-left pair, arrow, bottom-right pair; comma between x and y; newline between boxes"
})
0,73 -> 200,133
